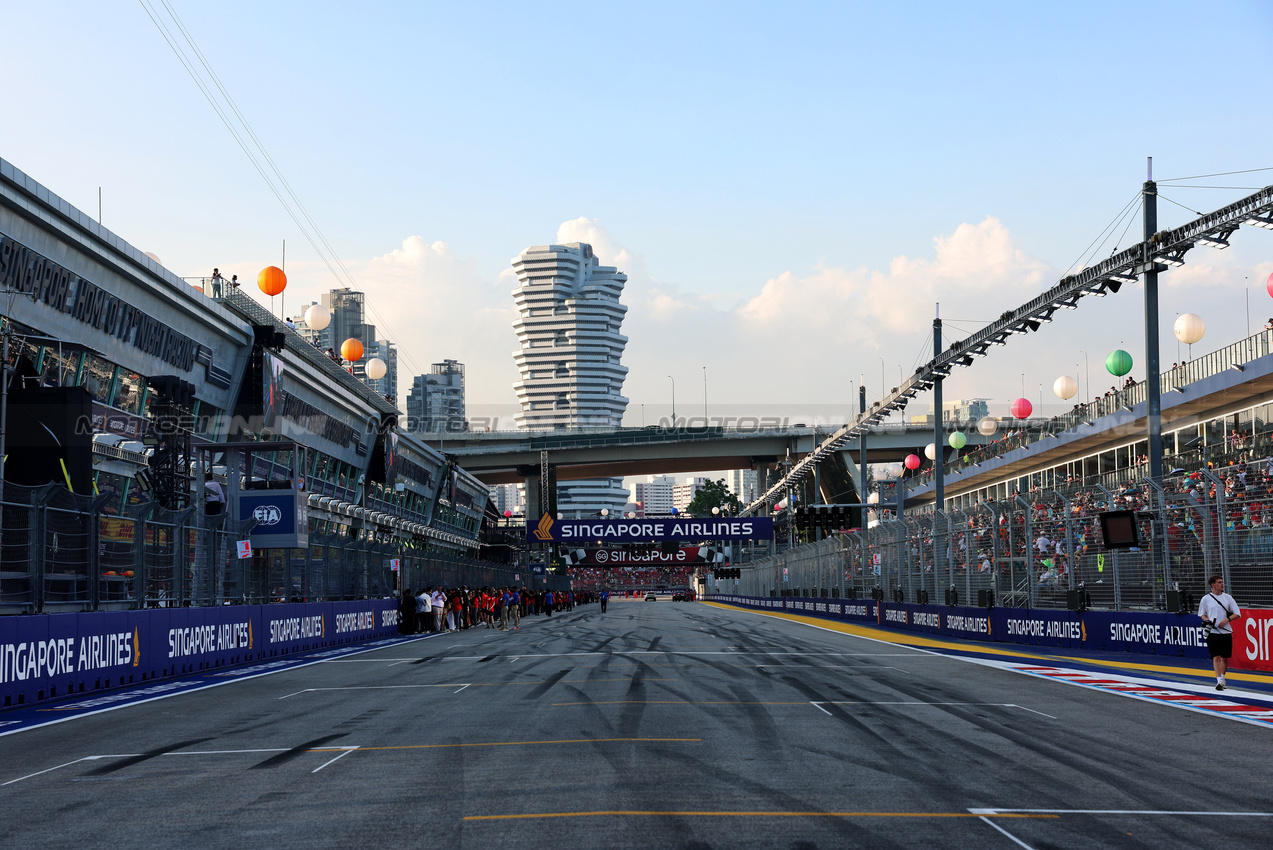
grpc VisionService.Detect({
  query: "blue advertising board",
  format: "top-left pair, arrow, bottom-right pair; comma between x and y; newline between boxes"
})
528,514 -> 774,543
707,595 -> 1210,660
0,600 -> 400,709
238,489 -> 307,549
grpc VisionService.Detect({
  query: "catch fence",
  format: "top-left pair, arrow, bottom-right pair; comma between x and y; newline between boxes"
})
0,482 -> 514,614
725,462 -> 1273,612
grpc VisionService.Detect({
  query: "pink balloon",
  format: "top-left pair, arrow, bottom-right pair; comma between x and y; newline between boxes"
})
904,454 -> 922,470
1267,271 -> 1273,299
1011,397 -> 1033,419
503,509 -> 512,518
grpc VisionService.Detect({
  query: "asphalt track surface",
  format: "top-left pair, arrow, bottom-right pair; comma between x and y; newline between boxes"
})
2,600 -> 1272,849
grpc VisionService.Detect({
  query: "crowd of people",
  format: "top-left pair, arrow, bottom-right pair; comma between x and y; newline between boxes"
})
396,585 -> 598,634
568,565 -> 695,591
851,456 -> 1273,608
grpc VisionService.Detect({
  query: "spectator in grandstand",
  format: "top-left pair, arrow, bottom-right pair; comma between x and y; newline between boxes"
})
1199,574 -> 1241,690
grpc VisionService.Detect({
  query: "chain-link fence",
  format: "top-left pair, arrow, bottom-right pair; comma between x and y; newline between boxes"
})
731,461 -> 1273,612
0,482 -> 515,613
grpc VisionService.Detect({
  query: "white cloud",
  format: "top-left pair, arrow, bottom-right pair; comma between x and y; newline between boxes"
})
276,236 -> 520,409
737,217 -> 1050,338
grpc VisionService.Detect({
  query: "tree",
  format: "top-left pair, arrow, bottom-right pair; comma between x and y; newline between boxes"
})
685,478 -> 742,517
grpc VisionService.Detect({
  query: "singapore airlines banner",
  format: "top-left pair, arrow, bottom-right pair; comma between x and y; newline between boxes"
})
529,514 -> 774,543
0,600 -> 401,708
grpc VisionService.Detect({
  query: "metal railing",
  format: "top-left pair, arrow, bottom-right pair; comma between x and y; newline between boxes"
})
0,482 -> 516,614
907,328 -> 1273,490
726,462 -> 1273,612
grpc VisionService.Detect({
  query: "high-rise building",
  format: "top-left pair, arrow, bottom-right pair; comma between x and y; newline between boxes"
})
321,288 -> 374,355
633,475 -> 676,516
909,398 -> 990,427
727,468 -> 758,504
490,483 -> 525,516
673,477 -> 709,514
406,359 -> 467,432
511,242 -> 630,515
364,338 -> 398,402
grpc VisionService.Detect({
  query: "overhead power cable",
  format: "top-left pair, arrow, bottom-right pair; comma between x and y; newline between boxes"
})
1158,166 -> 1273,181
138,0 -> 427,382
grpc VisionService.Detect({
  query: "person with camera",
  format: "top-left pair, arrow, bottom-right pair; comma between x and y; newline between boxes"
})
1199,574 -> 1241,690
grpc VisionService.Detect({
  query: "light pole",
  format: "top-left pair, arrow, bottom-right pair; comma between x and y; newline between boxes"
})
1080,349 -> 1090,403
702,366 -> 707,422
667,375 -> 676,425
878,356 -> 885,399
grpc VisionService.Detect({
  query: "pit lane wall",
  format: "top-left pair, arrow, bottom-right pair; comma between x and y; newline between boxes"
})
707,595 -> 1273,673
0,600 -> 402,708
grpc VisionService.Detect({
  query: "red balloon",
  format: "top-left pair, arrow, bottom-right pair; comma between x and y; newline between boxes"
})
1011,397 -> 1033,419
503,509 -> 512,518
904,453 -> 921,470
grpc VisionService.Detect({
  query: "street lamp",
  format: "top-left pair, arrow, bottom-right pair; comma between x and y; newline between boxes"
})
667,375 -> 676,425
1080,349 -> 1090,403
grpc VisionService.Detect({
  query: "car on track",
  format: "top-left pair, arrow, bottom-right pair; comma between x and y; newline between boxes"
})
671,591 -> 687,602
645,592 -> 657,602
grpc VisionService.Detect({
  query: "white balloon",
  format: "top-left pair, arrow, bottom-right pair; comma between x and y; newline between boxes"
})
924,443 -> 937,460
977,416 -> 998,436
1173,312 -> 1205,345
305,303 -> 332,331
365,357 -> 387,380
1053,375 -> 1078,400
867,491 -> 880,504
887,462 -> 904,478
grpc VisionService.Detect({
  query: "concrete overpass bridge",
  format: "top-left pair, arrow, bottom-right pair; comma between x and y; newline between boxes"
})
418,422 -> 1006,507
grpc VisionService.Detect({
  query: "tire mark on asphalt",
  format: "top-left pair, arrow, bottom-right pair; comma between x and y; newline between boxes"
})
523,669 -> 572,699
87,738 -> 214,775
252,734 -> 346,769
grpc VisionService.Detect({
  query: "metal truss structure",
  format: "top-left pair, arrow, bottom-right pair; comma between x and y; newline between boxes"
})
744,182 -> 1273,515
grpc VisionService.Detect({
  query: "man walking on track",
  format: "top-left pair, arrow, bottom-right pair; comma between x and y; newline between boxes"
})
600,589 -> 609,614
1199,574 -> 1241,690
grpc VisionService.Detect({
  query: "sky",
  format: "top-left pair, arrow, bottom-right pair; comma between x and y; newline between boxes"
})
3,1 -> 1273,434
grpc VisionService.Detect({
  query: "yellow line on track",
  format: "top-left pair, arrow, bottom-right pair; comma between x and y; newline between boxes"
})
553,700 -> 810,706
310,737 -> 700,752
463,810 -> 1060,821
701,601 -> 1273,685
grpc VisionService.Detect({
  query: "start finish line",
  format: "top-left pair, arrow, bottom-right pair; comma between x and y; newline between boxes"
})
529,514 -> 774,543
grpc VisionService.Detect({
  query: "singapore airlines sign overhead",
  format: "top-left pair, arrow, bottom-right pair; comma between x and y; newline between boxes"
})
529,514 -> 773,543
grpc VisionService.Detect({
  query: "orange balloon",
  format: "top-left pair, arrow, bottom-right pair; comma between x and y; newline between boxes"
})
257,265 -> 287,296
341,338 -> 364,362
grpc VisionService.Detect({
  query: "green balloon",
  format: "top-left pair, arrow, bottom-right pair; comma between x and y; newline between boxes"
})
948,432 -> 967,449
1105,349 -> 1133,377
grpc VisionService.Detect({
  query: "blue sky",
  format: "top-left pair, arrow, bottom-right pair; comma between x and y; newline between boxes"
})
3,1 -> 1273,423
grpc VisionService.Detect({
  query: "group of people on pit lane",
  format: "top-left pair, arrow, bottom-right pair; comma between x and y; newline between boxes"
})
397,586 -> 598,634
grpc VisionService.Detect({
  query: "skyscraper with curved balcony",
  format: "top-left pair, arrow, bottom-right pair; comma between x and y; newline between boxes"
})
511,242 -> 629,515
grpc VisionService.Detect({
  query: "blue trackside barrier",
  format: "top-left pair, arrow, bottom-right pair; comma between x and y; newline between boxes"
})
707,595 -> 1209,660
0,599 -> 401,708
